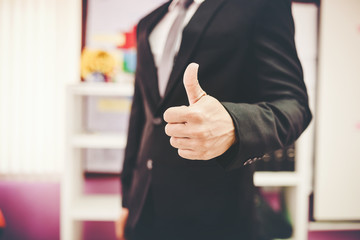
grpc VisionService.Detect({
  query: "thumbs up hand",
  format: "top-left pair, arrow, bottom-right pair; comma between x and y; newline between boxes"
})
163,63 -> 236,160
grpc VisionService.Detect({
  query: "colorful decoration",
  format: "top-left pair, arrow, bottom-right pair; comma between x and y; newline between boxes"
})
118,25 -> 137,50
81,48 -> 117,82
117,26 -> 137,74
80,25 -> 137,82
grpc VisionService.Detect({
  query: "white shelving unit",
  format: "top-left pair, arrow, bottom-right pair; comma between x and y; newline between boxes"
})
71,195 -> 121,221
254,172 -> 300,187
61,82 -> 134,240
62,80 -> 314,240
71,133 -> 127,149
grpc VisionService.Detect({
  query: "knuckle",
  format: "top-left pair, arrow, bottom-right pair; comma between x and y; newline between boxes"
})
194,109 -> 206,121
196,153 -> 204,160
203,128 -> 212,139
199,151 -> 209,160
193,131 -> 202,138
202,156 -> 210,161
194,129 -> 206,138
186,111 -> 197,121
185,139 -> 195,150
203,140 -> 211,149
205,152 -> 213,160
187,109 -> 204,122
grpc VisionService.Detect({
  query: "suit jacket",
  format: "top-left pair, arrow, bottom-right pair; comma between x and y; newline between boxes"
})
121,0 -> 312,238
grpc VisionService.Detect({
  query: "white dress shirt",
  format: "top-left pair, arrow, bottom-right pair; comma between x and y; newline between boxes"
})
149,0 -> 205,67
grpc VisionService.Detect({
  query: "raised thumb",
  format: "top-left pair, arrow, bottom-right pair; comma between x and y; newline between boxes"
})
183,63 -> 206,105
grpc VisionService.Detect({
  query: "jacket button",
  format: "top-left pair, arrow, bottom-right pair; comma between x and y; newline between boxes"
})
152,117 -> 162,125
147,159 -> 153,170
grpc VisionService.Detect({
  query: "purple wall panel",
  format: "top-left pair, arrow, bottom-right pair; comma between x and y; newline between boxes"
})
309,230 -> 360,240
83,221 -> 116,240
83,176 -> 120,240
83,176 -> 120,195
0,181 -> 60,240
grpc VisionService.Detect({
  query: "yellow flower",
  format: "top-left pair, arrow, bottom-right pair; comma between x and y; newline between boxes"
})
81,48 -> 116,79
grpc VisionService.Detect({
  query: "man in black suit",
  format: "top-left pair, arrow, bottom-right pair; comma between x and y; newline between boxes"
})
116,0 -> 312,239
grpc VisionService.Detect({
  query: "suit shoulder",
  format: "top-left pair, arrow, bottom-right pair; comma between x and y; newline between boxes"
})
257,0 -> 292,11
230,0 -> 291,12
225,0 -> 290,16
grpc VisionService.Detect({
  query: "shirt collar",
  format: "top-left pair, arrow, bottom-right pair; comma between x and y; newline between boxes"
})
169,0 -> 205,11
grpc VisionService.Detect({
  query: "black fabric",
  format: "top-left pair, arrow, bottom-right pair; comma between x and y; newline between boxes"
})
126,187 -> 254,240
121,0 -> 312,239
125,188 -> 155,240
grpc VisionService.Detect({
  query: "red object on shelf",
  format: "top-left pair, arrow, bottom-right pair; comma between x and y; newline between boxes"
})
0,209 -> 6,228
118,25 -> 137,49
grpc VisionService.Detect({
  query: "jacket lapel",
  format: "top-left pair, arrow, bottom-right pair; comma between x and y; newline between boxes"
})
138,1 -> 170,110
156,0 -> 228,112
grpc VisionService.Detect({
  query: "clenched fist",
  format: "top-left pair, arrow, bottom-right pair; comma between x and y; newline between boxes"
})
163,63 -> 236,160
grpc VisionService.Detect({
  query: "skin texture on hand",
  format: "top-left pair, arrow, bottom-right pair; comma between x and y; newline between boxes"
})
115,208 -> 129,240
164,63 -> 236,160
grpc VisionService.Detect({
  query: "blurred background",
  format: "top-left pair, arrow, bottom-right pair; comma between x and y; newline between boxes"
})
0,0 -> 359,239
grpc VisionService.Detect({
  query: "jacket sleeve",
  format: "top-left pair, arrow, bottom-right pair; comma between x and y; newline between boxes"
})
121,79 -> 145,208
218,0 -> 312,170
